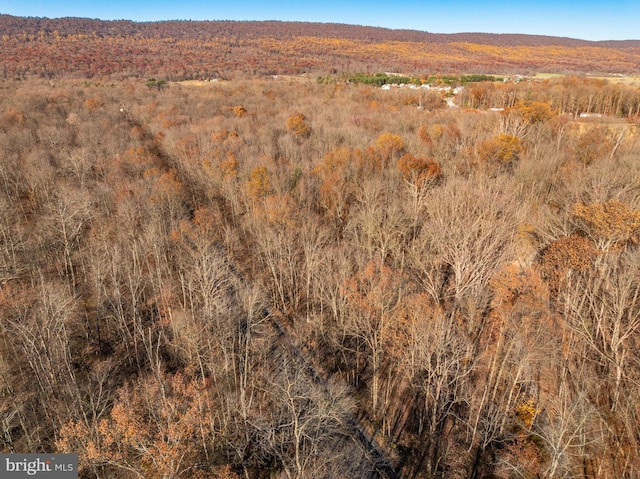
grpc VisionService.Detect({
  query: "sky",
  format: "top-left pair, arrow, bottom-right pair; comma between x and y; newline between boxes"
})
2,0 -> 639,42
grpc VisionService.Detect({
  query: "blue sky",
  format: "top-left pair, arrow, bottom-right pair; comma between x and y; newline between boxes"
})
2,0 -> 638,41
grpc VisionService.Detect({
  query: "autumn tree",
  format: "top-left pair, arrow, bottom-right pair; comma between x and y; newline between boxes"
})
245,165 -> 272,202
477,133 -> 524,169
397,152 -> 442,187
59,373 -> 213,478
500,101 -> 555,137
397,153 -> 442,227
374,131 -> 404,165
312,146 -> 356,224
573,126 -> 611,165
572,199 -> 640,251
231,105 -> 247,118
538,234 -> 598,300
286,112 -> 311,139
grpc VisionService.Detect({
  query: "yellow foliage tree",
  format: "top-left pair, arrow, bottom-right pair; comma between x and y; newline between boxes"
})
478,133 -> 523,168
374,132 -> 404,163
516,101 -> 555,124
232,105 -> 247,118
515,398 -> 541,429
286,112 -> 311,138
219,151 -> 239,179
246,165 -> 272,201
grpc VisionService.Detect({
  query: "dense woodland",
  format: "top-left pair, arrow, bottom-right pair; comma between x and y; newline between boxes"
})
2,14 -> 640,479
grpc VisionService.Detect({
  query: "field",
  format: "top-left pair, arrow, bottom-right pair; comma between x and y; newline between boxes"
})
535,72 -> 640,85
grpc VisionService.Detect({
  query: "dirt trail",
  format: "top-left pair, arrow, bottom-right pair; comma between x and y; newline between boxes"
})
124,109 -> 404,479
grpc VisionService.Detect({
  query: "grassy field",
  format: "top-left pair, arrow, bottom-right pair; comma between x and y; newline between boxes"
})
535,72 -> 640,85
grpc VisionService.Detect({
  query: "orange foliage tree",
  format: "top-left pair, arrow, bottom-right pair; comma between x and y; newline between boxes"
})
312,147 -> 355,222
58,373 -> 213,479
573,126 -> 611,165
538,235 -> 598,298
397,152 -> 442,187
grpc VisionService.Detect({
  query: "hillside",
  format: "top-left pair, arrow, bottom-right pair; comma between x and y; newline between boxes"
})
2,14 -> 640,78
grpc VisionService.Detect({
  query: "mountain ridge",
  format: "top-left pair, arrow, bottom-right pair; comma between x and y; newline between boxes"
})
2,14 -> 639,47
2,14 -> 640,78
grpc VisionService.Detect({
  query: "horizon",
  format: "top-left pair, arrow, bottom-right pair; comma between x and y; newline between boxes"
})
2,0 -> 639,42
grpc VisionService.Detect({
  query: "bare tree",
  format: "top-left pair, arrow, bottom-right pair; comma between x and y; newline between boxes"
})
403,295 -> 474,477
561,249 -> 640,412
345,177 -> 411,267
533,382 -> 605,479
44,186 -> 92,290
3,279 -> 83,440
410,175 -> 519,325
261,357 -> 354,479
342,261 -> 404,415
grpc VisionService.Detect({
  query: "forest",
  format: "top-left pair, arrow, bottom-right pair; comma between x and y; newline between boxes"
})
1,14 -> 640,479
2,15 -> 640,79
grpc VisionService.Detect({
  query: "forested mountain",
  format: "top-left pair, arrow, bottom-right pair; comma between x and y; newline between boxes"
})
2,11 -> 640,479
1,14 -> 640,79
4,14 -> 640,46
